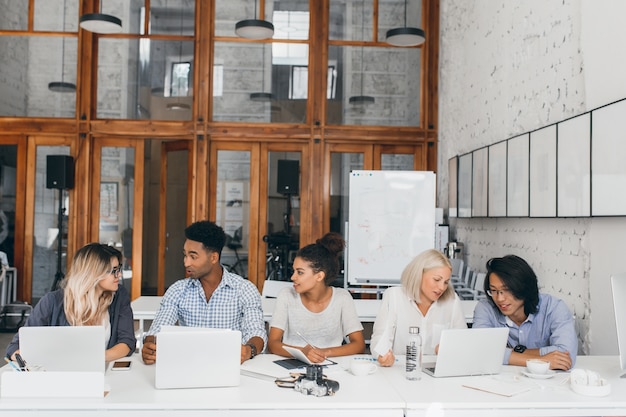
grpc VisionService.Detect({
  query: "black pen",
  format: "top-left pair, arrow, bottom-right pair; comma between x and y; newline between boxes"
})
14,353 -> 28,371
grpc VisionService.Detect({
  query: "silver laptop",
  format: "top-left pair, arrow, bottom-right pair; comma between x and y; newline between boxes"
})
155,326 -> 241,389
19,326 -> 105,372
422,327 -> 509,377
610,274 -> 626,378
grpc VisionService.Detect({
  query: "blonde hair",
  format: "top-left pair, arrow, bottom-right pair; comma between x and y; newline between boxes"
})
62,243 -> 119,326
400,249 -> 454,303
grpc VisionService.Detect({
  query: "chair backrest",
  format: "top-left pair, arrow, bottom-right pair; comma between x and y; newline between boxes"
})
450,258 -> 464,278
473,272 -> 486,293
261,280 -> 292,298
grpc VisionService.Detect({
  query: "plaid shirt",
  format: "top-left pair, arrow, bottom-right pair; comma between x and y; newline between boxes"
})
146,268 -> 267,347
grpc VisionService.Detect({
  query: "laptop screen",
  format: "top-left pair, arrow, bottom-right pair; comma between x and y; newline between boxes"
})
18,326 -> 105,372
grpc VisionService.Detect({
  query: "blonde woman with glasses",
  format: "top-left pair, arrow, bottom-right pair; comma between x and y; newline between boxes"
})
6,243 -> 136,362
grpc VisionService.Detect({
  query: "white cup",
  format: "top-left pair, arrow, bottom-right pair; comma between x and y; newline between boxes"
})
526,359 -> 550,374
350,358 -> 377,376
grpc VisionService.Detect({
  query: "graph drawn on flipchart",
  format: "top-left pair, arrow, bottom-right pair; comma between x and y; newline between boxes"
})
347,171 -> 435,285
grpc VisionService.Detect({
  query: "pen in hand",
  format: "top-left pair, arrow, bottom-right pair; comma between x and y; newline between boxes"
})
4,356 -> 22,372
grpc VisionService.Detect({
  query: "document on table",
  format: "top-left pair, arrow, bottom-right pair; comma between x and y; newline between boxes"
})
462,378 -> 531,397
283,346 -> 336,366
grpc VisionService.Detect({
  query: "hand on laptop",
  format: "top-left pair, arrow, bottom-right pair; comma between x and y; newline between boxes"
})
377,350 -> 396,367
142,336 -> 157,365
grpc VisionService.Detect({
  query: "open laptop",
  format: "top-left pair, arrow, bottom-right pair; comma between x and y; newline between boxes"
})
610,274 -> 626,378
19,326 -> 105,372
155,326 -> 241,389
422,327 -> 509,377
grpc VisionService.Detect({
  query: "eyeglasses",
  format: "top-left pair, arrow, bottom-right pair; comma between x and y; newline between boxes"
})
486,288 -> 513,298
109,264 -> 123,277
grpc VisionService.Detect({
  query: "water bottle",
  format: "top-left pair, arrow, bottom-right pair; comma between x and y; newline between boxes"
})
406,326 -> 422,380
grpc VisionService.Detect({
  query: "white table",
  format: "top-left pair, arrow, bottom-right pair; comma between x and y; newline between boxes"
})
2,355 -> 626,416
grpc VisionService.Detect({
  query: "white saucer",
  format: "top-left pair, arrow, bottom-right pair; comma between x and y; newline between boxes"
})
522,369 -> 556,379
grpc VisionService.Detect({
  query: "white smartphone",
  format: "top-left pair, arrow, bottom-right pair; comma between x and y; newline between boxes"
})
111,360 -> 132,371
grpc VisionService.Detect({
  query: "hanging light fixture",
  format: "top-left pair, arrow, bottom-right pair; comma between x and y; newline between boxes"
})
167,7 -> 190,111
349,0 -> 374,105
235,0 -> 274,40
250,44 -> 274,102
49,0 -> 76,93
79,0 -> 122,34
385,0 -> 425,47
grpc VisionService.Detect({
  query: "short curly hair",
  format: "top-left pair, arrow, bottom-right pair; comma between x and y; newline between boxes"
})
184,221 -> 226,256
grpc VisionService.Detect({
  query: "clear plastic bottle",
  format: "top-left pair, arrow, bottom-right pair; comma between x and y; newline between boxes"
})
406,326 -> 422,380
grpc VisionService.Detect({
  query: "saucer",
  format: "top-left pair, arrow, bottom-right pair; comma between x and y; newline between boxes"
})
522,369 -> 556,379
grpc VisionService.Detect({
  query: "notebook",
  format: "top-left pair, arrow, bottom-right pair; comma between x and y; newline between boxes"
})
155,326 -> 241,389
283,345 -> 336,366
422,327 -> 508,377
18,326 -> 105,372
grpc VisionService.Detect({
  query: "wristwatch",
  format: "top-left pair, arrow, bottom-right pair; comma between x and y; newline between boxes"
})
513,344 -> 527,353
247,343 -> 257,359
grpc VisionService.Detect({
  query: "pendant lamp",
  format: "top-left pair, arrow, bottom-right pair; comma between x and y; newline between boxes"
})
49,0 -> 76,93
385,0 -> 425,47
250,44 -> 274,102
79,0 -> 122,34
349,0 -> 374,106
167,8 -> 191,111
235,0 -> 274,40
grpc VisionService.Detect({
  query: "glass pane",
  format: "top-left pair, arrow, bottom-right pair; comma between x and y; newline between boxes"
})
0,0 -> 28,31
330,152 -> 364,236
381,153 -> 414,170
149,0 -> 195,36
329,0 -> 374,41
327,44 -> 421,126
0,36 -> 77,118
265,152 -> 300,281
164,148 -> 188,290
98,38 -> 193,120
213,42 -> 306,123
32,146 -> 70,303
34,0 -> 78,32
99,147 -> 135,292
215,150 -> 251,280
0,145 -> 18,266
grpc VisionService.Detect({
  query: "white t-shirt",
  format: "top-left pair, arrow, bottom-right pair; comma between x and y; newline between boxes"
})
270,287 -> 364,348
370,286 -> 467,357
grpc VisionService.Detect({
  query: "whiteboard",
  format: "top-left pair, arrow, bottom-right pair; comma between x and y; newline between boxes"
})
347,170 -> 436,285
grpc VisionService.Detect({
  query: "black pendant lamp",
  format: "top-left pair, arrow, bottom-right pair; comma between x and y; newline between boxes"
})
235,0 -> 274,40
49,0 -> 76,93
385,0 -> 425,47
79,0 -> 122,34
349,0 -> 374,106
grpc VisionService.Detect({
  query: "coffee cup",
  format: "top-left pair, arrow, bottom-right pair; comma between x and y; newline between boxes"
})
526,359 -> 550,374
350,358 -> 377,376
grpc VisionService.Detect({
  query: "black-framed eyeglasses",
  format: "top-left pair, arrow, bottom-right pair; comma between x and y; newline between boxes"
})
109,264 -> 123,276
486,288 -> 513,298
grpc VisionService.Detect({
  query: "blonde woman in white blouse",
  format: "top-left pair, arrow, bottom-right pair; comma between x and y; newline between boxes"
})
371,249 -> 467,366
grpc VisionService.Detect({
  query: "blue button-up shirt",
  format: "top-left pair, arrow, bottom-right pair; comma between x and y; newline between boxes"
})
146,268 -> 267,347
473,293 -> 577,365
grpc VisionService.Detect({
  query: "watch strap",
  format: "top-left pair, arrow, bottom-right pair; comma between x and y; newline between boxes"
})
247,343 -> 257,358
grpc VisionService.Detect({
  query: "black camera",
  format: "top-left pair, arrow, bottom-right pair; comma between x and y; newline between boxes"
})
293,365 -> 340,397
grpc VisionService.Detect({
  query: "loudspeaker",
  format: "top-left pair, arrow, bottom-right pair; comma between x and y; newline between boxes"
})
277,160 -> 299,195
46,155 -> 75,189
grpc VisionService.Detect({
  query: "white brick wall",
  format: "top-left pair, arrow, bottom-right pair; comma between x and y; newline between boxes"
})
438,0 -> 626,355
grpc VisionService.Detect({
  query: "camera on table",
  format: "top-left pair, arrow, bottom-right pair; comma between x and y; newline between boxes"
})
293,365 -> 340,397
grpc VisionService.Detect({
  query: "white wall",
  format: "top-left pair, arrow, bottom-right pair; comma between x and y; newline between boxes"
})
438,0 -> 626,355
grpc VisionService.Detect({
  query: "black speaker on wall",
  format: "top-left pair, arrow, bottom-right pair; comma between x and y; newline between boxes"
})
277,159 -> 299,195
46,155 -> 75,190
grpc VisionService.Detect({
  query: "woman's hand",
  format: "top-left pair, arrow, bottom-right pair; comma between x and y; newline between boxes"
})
377,349 -> 395,367
302,344 -> 327,363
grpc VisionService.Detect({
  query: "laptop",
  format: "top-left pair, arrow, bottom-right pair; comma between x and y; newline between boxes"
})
422,327 -> 509,377
19,326 -> 105,372
610,274 -> 626,378
155,326 -> 241,389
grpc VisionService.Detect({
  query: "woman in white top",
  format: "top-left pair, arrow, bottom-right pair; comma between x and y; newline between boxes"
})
371,249 -> 467,366
268,232 -> 365,363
